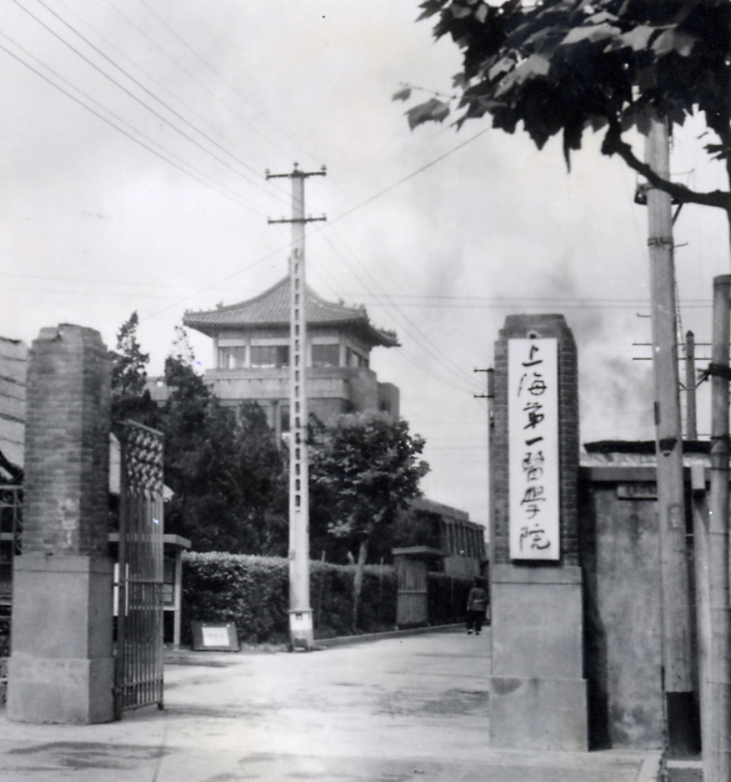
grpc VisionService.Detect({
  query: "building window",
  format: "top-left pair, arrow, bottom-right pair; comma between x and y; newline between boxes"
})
312,343 -> 340,367
218,346 -> 246,369
346,347 -> 369,368
251,344 -> 289,368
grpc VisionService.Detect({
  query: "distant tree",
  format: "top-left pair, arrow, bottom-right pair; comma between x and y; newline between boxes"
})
111,312 -> 149,399
160,352 -> 288,554
108,316 -> 288,552
169,324 -> 196,368
110,311 -> 157,431
160,352 -> 234,550
229,401 -> 288,554
309,411 -> 430,626
390,504 -> 443,551
400,0 -> 731,231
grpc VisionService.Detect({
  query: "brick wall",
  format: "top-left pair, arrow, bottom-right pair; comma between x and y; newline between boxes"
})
23,325 -> 111,556
492,314 -> 579,565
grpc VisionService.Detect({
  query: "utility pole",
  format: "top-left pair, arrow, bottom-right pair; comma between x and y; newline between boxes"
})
645,116 -> 694,751
474,368 -> 495,573
267,163 -> 326,651
475,366 -> 495,676
685,330 -> 697,441
696,275 -> 731,782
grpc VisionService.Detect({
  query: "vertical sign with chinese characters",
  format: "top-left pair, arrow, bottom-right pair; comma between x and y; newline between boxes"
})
508,338 -> 560,560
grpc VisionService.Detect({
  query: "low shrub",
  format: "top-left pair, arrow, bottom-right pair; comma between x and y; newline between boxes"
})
182,553 -> 398,644
182,553 -> 478,645
182,553 -> 290,645
311,559 -> 398,638
427,573 -> 474,626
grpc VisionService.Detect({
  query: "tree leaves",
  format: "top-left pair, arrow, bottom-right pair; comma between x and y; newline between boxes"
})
111,311 -> 149,401
495,53 -> 551,96
403,0 -> 731,208
406,97 -> 452,128
651,28 -> 697,57
161,355 -> 288,555
560,20 -> 620,46
309,411 -> 429,545
608,24 -> 656,52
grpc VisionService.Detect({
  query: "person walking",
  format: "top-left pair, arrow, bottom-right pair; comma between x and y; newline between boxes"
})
465,577 -> 488,635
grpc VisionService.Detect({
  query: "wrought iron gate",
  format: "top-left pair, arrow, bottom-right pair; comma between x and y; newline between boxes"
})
115,421 -> 165,718
0,485 -> 22,653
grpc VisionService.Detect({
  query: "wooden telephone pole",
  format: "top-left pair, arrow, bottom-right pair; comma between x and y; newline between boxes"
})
645,117 -> 695,751
267,163 -> 326,650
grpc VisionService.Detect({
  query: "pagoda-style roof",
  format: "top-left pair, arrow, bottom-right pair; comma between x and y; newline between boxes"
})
184,277 -> 399,348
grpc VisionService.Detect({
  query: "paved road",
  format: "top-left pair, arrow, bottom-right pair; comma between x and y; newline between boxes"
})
0,628 -> 657,781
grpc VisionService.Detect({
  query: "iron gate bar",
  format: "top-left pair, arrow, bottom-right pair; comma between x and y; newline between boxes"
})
115,421 -> 164,718
0,485 -> 22,614
0,485 -> 22,555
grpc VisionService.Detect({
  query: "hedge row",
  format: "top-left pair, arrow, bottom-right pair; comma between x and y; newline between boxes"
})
428,572 -> 475,626
182,553 -> 476,645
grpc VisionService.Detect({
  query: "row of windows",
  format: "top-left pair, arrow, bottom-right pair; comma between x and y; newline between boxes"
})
346,346 -> 368,368
218,346 -> 247,369
217,343 -> 368,370
442,523 -> 484,559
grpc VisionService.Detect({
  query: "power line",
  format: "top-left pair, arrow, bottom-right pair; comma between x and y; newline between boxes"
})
319,229 -> 483,392
0,284 -> 181,300
321,227 -> 490,378
53,0 -> 292,207
3,271 -> 250,290
6,265 -> 704,312
138,244 -> 290,324
327,129 -> 489,227
314,236 -> 482,394
14,0 -> 288,207
307,248 -> 478,394
0,31 -> 268,216
132,0 -> 319,169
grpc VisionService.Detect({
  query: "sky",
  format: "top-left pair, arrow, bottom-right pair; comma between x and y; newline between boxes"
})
0,0 -> 729,532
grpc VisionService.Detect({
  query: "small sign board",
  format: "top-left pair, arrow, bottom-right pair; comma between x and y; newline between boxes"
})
190,621 -> 240,652
617,483 -> 657,500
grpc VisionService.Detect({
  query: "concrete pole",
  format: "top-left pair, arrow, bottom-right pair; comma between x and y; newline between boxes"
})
266,164 -> 326,651
699,275 -> 731,781
685,331 -> 697,441
646,116 -> 694,748
288,168 -> 313,651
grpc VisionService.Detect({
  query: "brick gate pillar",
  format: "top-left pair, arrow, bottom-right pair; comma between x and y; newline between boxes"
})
7,325 -> 114,724
489,314 -> 587,750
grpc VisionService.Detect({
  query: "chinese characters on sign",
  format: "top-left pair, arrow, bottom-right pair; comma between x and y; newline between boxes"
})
508,338 -> 560,560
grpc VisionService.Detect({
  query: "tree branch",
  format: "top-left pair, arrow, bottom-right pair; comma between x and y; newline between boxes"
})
712,119 -> 731,197
602,121 -> 731,212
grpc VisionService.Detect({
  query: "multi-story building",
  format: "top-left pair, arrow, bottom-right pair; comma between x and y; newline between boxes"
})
162,277 -> 401,437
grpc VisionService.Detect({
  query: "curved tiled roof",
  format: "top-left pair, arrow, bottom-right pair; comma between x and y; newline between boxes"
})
184,277 -> 399,348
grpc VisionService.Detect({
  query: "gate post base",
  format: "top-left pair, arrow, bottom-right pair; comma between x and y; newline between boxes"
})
7,656 -> 115,724
7,555 -> 114,724
289,609 -> 313,651
489,565 -> 588,751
